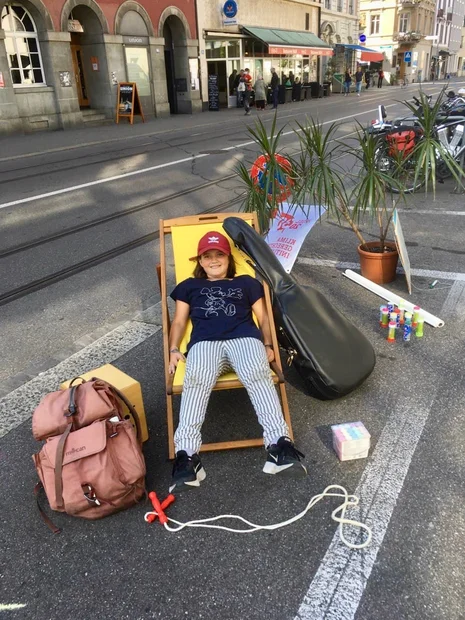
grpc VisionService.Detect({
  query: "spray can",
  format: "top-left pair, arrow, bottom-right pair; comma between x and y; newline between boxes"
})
398,300 -> 405,325
404,312 -> 412,326
412,306 -> 421,327
387,321 -> 397,343
394,308 -> 401,328
387,302 -> 395,314
403,324 -> 412,342
380,307 -> 389,327
416,315 -> 425,338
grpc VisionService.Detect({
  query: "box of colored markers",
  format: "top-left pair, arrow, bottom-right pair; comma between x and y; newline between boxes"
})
331,421 -> 371,462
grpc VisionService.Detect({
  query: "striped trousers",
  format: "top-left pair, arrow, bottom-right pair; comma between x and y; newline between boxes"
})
174,338 -> 289,455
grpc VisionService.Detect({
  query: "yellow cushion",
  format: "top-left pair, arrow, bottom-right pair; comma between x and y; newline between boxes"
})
171,220 -> 255,389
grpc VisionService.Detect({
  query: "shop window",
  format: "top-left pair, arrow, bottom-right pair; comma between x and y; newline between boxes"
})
227,40 -> 240,58
370,14 -> 380,35
1,3 -> 45,86
206,40 -> 226,59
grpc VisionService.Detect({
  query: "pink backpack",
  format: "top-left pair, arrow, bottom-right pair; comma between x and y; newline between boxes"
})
32,378 -> 146,533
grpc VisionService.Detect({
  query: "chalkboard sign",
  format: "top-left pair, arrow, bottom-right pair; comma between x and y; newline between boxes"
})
116,82 -> 145,125
208,74 -> 219,111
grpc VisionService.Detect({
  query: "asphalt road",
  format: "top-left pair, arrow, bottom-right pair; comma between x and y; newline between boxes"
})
1,82 -> 465,620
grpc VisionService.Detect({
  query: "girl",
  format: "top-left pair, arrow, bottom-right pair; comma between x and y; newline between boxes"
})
168,231 -> 306,492
343,69 -> 352,96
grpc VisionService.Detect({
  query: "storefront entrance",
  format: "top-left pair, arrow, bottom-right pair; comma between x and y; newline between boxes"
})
70,40 -> 88,107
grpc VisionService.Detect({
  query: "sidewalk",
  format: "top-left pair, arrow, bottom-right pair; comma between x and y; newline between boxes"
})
3,76 -> 463,161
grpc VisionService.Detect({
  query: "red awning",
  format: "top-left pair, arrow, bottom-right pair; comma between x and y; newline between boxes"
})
361,51 -> 384,62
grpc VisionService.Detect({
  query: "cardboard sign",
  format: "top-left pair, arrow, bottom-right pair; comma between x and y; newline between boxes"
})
116,82 -> 145,125
265,203 -> 326,273
392,208 -> 412,294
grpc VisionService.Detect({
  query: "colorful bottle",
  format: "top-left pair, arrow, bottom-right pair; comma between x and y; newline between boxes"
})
404,312 -> 412,326
387,302 -> 395,314
416,315 -> 425,338
380,307 -> 389,328
412,306 -> 421,328
389,312 -> 397,324
387,321 -> 397,343
394,308 -> 401,328
398,300 -> 405,325
403,324 -> 412,342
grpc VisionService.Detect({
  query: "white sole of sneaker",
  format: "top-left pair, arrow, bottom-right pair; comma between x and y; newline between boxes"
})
263,461 -> 307,476
169,466 -> 206,493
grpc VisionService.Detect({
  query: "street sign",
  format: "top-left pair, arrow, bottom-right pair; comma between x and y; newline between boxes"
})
404,51 -> 412,63
359,34 -> 366,43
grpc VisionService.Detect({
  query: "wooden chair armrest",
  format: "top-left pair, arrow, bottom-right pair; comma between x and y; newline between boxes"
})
167,373 -> 174,395
270,361 -> 285,383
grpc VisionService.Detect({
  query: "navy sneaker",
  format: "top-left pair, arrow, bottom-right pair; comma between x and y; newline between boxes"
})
263,437 -> 307,477
169,451 -> 206,493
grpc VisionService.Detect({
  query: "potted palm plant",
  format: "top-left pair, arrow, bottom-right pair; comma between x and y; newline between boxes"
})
237,90 -> 464,284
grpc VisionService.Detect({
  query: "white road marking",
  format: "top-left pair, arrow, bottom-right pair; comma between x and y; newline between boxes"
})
440,280 -> 465,317
0,102 -> 407,212
0,604 -> 27,611
295,388 -> 437,620
297,257 -> 465,281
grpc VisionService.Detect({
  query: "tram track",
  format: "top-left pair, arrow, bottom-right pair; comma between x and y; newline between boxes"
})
0,174 -> 237,259
0,195 -> 243,307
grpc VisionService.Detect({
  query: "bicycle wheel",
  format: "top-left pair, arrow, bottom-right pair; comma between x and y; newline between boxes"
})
374,146 -> 424,193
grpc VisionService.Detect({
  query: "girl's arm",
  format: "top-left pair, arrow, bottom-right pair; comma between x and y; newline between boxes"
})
168,300 -> 190,374
251,297 -> 275,363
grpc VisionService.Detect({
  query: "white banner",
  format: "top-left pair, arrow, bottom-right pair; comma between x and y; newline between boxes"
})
265,204 -> 326,273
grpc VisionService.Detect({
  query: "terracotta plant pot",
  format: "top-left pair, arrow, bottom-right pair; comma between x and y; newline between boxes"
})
357,241 -> 399,284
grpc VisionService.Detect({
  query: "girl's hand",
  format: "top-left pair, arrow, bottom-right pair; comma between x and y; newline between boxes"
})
169,351 -> 185,375
265,346 -> 275,363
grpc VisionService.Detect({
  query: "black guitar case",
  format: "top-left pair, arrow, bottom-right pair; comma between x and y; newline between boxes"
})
223,217 -> 376,400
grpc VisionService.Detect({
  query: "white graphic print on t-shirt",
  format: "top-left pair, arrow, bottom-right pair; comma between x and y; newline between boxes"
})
197,287 -> 243,317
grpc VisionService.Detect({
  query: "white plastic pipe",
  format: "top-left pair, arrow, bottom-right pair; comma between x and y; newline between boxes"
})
342,269 -> 445,328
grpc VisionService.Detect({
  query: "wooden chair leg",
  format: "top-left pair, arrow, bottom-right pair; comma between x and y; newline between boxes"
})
166,394 -> 175,459
278,383 -> 294,441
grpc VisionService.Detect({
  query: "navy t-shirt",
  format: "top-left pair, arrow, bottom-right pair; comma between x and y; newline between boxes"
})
170,275 -> 264,352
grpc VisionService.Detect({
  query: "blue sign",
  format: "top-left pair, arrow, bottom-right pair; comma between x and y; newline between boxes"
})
404,51 -> 412,62
223,1 -> 238,18
359,34 -> 366,43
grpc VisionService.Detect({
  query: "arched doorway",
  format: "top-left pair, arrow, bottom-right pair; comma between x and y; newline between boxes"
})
162,14 -> 188,114
61,0 -> 109,111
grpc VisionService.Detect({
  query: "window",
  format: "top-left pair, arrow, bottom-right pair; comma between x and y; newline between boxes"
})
1,4 -> 45,86
370,14 -> 380,35
305,13 -> 309,30
348,1 -> 354,14
399,13 -> 409,32
325,0 -> 331,9
337,0 -> 343,12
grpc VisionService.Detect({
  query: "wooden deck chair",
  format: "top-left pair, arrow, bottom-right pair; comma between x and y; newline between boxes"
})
158,212 -> 293,459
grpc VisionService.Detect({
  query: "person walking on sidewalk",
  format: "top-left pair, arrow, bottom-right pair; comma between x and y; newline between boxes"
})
243,67 -> 253,115
377,69 -> 384,88
254,74 -> 266,110
343,69 -> 352,96
355,67 -> 363,96
271,67 -> 280,109
168,231 -> 307,492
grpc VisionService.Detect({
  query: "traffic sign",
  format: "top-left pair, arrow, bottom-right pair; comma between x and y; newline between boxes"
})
359,34 -> 366,43
404,51 -> 412,62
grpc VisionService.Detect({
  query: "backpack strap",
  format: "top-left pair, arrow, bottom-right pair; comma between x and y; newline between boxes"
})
34,482 -> 61,534
54,423 -> 73,510
91,378 -> 143,445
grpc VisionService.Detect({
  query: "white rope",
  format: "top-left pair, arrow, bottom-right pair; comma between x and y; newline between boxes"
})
144,484 -> 372,550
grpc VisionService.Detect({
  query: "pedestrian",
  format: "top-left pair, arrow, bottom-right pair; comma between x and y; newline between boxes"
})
355,67 -> 363,96
377,69 -> 384,88
243,67 -> 253,116
270,66 -> 279,109
168,231 -> 307,492
229,69 -> 237,96
236,69 -> 245,107
288,71 -> 295,85
343,69 -> 352,96
364,69 -> 371,90
254,74 -> 266,110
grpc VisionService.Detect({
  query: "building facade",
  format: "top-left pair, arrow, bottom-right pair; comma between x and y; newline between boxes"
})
319,0 -> 360,76
432,0 -> 465,77
0,0 -> 201,134
458,21 -> 465,75
360,0 -> 436,83
196,0 -> 332,109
